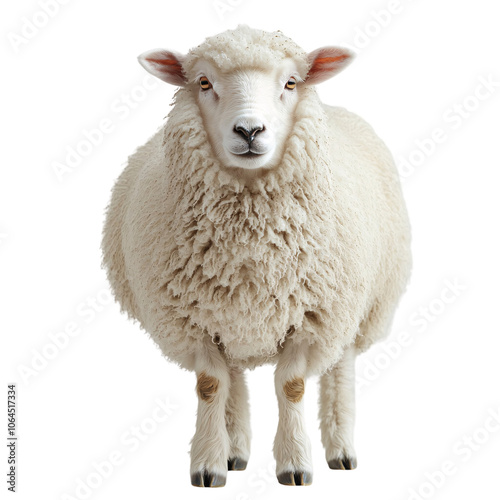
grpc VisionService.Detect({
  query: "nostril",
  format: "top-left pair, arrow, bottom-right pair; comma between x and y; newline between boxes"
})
234,126 -> 250,139
249,126 -> 264,138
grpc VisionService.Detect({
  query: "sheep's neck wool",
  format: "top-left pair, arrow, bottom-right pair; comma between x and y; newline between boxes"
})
153,85 -> 362,370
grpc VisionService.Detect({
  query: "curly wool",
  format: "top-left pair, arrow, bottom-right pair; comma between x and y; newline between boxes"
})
102,28 -> 411,375
182,25 -> 309,81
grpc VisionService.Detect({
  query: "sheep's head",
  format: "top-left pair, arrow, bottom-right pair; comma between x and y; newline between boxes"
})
138,26 -> 354,171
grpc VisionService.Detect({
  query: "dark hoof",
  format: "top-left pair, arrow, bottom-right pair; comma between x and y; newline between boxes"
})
228,457 -> 248,471
191,470 -> 226,487
328,456 -> 357,470
277,470 -> 312,486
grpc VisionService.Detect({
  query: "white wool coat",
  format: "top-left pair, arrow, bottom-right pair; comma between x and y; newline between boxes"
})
102,27 -> 411,375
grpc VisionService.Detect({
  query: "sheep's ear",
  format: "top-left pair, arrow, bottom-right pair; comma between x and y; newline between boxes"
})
306,47 -> 355,85
138,49 -> 187,86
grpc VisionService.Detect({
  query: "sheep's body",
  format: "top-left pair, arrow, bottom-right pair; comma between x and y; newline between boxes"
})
103,88 -> 410,375
102,25 -> 411,486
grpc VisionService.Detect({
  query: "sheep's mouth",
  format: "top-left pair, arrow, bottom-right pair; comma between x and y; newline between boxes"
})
240,151 -> 260,158
232,150 -> 265,158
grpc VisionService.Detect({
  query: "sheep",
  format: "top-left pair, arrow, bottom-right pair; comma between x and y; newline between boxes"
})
101,24 -> 412,487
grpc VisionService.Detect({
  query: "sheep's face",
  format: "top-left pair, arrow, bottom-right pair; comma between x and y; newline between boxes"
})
191,59 -> 301,170
138,37 -> 354,171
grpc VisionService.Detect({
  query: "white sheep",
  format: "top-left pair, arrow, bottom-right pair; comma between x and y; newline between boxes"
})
102,25 -> 411,487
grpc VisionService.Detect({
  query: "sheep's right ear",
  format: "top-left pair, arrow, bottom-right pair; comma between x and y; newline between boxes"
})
138,49 -> 187,86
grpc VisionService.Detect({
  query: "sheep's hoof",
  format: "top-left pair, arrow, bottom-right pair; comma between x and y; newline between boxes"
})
328,456 -> 357,470
277,470 -> 312,486
191,471 -> 226,487
228,457 -> 247,471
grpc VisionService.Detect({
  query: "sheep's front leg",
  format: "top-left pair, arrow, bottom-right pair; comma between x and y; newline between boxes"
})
190,337 -> 230,487
226,367 -> 251,470
319,344 -> 357,470
274,340 -> 312,486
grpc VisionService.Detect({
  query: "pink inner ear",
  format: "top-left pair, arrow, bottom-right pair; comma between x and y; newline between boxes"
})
307,47 -> 354,85
145,55 -> 183,75
313,54 -> 350,70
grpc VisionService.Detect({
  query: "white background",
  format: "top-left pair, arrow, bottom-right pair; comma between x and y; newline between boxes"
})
2,0 -> 500,499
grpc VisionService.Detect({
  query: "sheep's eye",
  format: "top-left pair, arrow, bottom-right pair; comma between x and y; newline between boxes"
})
285,78 -> 296,90
199,77 -> 212,90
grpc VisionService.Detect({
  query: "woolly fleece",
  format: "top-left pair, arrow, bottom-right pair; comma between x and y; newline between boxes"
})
182,25 -> 309,81
102,26 -> 412,375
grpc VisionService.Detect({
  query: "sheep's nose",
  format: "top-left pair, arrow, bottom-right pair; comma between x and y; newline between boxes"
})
234,125 -> 264,144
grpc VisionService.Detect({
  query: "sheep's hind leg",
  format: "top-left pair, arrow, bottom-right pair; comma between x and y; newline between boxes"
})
319,344 -> 357,470
273,340 -> 312,486
226,367 -> 251,471
190,336 -> 231,487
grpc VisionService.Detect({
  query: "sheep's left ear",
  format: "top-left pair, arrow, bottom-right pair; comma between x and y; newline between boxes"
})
306,47 -> 355,85
138,49 -> 187,86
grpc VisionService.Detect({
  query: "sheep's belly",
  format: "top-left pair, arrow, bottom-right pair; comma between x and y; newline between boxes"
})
189,280 -> 310,364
